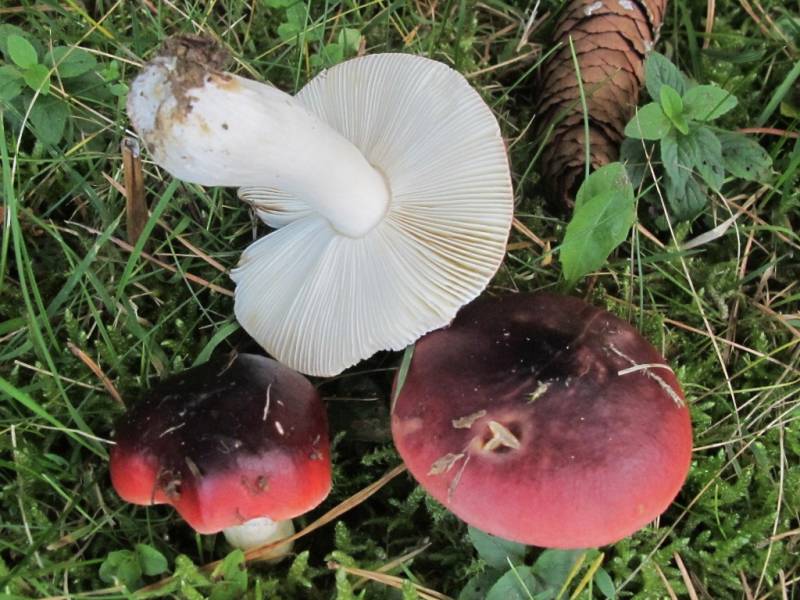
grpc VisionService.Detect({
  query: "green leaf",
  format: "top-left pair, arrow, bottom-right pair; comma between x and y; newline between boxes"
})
312,43 -> 344,68
660,130 -> 690,190
619,138 -> 653,188
47,46 -> 97,78
7,34 -> 38,69
338,28 -> 362,53
468,526 -> 527,570
209,549 -> 247,600
645,52 -> 687,98
0,65 -> 23,102
683,85 -> 738,121
99,550 -> 143,590
718,132 -> 773,181
22,63 -> 50,94
486,566 -> 541,600
530,549 -> 583,590
665,174 -> 707,221
135,543 -> 168,576
28,96 -> 68,145
660,85 -> 688,134
691,127 -> 724,190
459,571 -> 504,600
560,163 -> 635,284
262,0 -> 296,7
624,103 -> 671,140
594,568 -> 616,599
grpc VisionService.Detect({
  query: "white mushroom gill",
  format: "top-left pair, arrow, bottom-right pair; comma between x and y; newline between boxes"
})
128,39 -> 514,377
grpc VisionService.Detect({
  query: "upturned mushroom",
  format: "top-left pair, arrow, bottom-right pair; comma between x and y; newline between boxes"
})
110,353 -> 330,556
391,293 -> 692,549
127,36 -> 513,377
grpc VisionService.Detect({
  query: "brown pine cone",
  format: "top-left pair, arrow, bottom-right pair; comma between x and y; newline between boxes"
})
537,0 -> 667,208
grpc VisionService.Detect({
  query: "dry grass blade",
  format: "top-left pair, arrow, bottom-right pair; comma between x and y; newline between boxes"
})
65,221 -> 234,297
673,552 -> 700,600
67,342 -> 124,407
121,137 -> 147,245
653,562 -> 679,600
329,562 -> 452,600
353,543 -> 432,589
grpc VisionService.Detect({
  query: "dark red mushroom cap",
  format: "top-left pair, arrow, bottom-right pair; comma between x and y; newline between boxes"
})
110,354 -> 331,534
391,293 -> 692,548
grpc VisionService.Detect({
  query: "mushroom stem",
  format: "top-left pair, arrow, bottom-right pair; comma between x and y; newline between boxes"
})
127,41 -> 389,238
222,517 -> 295,559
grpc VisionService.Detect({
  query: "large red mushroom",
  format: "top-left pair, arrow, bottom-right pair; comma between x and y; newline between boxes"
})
110,353 -> 331,554
391,293 -> 692,548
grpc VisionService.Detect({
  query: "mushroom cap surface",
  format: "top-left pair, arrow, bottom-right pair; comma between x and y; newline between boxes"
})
110,354 -> 331,534
391,293 -> 692,548
233,53 -> 514,376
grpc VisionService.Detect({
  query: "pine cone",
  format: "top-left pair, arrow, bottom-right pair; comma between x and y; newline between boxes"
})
537,0 -> 667,208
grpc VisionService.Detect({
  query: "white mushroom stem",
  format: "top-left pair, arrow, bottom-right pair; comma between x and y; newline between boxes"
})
127,52 -> 389,238
222,517 -> 295,560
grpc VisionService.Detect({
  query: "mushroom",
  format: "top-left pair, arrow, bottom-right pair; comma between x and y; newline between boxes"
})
126,36 -> 513,377
391,293 -> 692,549
110,353 -> 330,557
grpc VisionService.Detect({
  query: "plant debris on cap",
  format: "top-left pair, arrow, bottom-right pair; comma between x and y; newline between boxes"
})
110,353 -> 331,534
127,37 -> 514,377
392,293 -> 692,549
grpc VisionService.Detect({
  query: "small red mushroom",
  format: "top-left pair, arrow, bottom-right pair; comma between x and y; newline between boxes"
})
391,293 -> 692,549
110,353 -> 331,554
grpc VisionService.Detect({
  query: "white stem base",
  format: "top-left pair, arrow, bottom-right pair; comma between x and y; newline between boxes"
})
222,517 -> 295,561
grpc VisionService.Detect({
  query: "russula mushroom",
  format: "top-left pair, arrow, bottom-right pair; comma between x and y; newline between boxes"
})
127,36 -> 513,377
110,353 -> 330,555
391,293 -> 692,549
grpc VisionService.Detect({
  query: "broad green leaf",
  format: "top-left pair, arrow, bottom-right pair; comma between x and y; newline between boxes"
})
624,103 -> 671,140
561,163 -> 635,284
0,24 -> 28,60
660,85 -> 688,134
665,174 -> 707,221
619,138 -> 654,188
594,568 -> 616,599
531,549 -> 584,590
486,566 -> 542,600
691,127 -> 724,190
28,96 -> 68,145
0,65 -> 23,101
339,28 -> 362,52
683,85 -> 738,121
99,550 -> 142,590
645,52 -> 687,98
468,526 -> 527,570
312,43 -> 344,68
459,571 -> 504,600
660,130 -> 691,190
7,34 -> 37,69
22,63 -> 50,94
262,0 -> 296,7
717,132 -> 773,181
135,543 -> 168,576
47,46 -> 97,78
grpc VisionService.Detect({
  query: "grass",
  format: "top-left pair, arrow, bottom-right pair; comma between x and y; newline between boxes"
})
1,0 -> 799,598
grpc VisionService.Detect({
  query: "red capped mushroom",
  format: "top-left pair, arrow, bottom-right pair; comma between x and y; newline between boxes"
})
110,353 -> 330,554
391,293 -> 692,549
